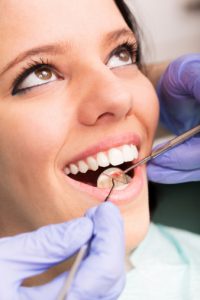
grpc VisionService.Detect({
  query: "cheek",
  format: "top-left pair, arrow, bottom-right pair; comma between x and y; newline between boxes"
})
140,92 -> 159,127
133,79 -> 159,140
123,69 -> 159,139
0,98 -> 78,226
0,100 -> 74,179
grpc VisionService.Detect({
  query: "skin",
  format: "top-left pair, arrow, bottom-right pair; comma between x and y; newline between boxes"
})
0,0 -> 159,282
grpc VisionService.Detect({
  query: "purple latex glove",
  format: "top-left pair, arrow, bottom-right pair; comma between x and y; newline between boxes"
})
68,202 -> 125,300
148,54 -> 200,183
0,202 -> 125,300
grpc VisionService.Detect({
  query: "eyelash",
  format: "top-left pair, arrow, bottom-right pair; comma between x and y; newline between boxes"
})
109,40 -> 139,65
11,40 -> 139,95
12,58 -> 54,95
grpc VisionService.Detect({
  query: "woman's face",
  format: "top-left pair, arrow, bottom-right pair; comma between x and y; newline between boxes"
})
0,0 -> 158,251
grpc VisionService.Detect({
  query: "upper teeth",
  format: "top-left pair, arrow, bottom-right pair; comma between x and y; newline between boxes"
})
64,144 -> 138,175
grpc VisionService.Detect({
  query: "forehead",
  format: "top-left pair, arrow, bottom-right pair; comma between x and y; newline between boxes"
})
0,0 -> 127,53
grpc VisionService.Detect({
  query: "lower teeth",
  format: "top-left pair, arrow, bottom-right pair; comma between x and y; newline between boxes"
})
97,167 -> 132,190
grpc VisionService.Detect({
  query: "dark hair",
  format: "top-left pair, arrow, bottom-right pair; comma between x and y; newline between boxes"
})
114,0 -> 142,67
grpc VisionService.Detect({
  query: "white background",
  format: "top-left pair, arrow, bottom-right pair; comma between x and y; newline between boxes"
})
126,0 -> 200,63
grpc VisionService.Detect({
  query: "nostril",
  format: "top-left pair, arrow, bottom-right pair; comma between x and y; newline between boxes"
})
97,112 -> 115,121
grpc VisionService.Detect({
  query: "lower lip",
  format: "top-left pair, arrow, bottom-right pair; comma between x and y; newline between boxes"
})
63,166 -> 144,206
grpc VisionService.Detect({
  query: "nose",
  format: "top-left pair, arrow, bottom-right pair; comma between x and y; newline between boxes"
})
76,64 -> 133,126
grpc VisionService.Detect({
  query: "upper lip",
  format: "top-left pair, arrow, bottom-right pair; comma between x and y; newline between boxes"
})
63,132 -> 141,167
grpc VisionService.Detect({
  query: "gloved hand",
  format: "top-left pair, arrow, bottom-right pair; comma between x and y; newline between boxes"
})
0,202 -> 125,300
148,54 -> 200,183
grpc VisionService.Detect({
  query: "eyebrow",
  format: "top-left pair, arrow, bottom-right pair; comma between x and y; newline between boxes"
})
0,28 -> 136,76
102,28 -> 135,47
0,44 -> 67,77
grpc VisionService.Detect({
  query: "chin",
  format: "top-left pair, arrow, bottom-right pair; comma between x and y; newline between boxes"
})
121,178 -> 150,253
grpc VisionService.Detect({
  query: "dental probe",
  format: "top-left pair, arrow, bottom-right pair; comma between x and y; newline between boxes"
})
57,180 -> 115,300
57,244 -> 89,300
105,124 -> 200,183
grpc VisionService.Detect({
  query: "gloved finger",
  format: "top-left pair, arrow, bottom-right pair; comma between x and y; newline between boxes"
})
19,272 -> 68,300
147,163 -> 200,184
166,53 -> 200,102
68,202 -> 126,300
158,54 -> 200,133
0,217 -> 93,282
149,138 -> 200,171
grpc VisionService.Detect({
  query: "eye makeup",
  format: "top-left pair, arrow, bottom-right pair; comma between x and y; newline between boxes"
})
11,39 -> 139,96
107,40 -> 139,65
11,58 -> 59,95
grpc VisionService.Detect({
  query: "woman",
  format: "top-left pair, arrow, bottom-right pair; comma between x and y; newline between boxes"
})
0,1 -> 199,299
0,0 -> 157,298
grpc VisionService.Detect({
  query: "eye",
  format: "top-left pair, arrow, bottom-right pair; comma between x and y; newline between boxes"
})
17,66 -> 58,91
12,63 -> 62,95
107,44 -> 137,69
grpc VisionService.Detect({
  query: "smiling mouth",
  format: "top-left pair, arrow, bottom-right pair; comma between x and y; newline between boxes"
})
64,144 -> 138,188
